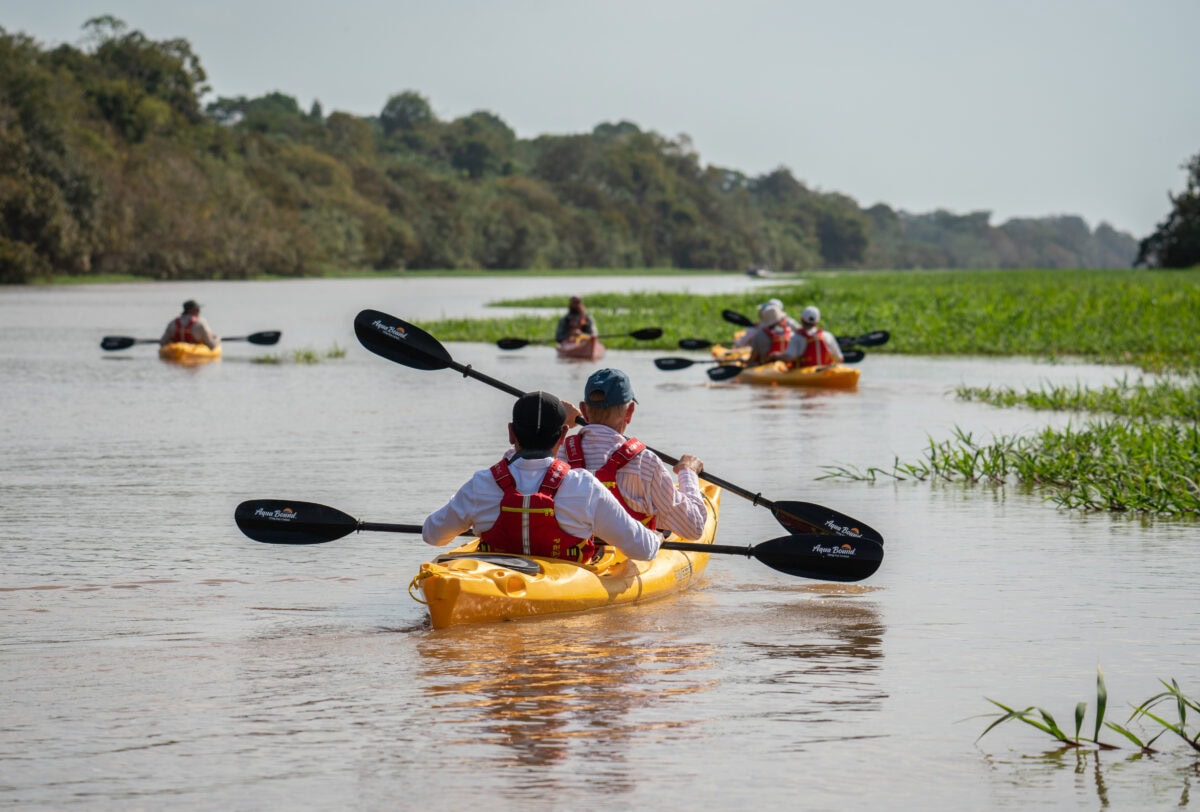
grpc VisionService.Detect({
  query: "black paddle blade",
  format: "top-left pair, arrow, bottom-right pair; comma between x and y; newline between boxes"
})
772,500 -> 884,543
753,534 -> 884,582
838,330 -> 890,349
842,349 -> 865,364
246,330 -> 282,346
654,357 -> 698,371
722,309 -> 755,328
354,310 -> 451,371
706,364 -> 745,381
496,338 -> 530,350
678,338 -> 714,350
629,327 -> 663,341
235,500 -> 359,544
100,336 -> 136,351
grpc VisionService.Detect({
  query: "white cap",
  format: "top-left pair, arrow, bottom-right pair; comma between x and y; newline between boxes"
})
759,305 -> 785,327
757,298 -> 783,316
801,306 -> 820,325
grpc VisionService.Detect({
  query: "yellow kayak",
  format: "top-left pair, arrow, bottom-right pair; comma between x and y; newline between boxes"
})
711,343 -> 860,389
159,342 -> 222,365
410,483 -> 721,629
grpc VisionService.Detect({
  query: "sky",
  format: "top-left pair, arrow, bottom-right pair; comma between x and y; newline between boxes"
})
4,0 -> 1198,238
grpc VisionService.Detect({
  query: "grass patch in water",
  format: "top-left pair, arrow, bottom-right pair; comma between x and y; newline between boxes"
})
252,344 -> 346,365
978,667 -> 1200,754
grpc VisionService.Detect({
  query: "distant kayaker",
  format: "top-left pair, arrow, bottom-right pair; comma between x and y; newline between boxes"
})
734,302 -> 794,365
560,368 -> 708,541
160,300 -> 220,349
422,391 -> 664,562
773,306 -> 844,367
555,295 -> 597,342
759,298 -> 801,330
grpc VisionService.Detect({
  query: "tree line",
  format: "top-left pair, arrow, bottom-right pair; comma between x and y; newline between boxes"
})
3,17 -> 1188,285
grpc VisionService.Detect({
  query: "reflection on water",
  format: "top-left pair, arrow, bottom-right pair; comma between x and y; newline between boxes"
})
415,615 -> 718,772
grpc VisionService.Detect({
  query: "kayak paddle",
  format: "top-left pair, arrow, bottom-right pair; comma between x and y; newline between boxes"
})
100,330 -> 282,351
235,499 -> 884,582
497,327 -> 662,350
353,309 -> 883,545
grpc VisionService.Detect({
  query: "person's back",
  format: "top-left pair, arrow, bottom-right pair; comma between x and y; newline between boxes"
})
734,304 -> 792,365
161,300 -> 219,349
423,391 -> 663,562
560,368 -> 708,540
779,306 -> 843,366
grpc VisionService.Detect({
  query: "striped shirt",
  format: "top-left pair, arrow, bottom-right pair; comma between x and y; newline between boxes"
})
558,423 -> 707,540
422,456 -> 663,561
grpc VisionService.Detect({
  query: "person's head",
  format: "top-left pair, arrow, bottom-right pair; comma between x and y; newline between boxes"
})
757,298 -> 783,317
509,391 -> 568,455
568,295 -> 584,313
580,367 -> 637,428
758,304 -> 785,328
801,305 -> 821,326
182,299 -> 200,314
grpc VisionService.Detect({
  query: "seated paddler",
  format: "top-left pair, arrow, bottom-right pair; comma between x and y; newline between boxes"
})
421,391 -> 664,562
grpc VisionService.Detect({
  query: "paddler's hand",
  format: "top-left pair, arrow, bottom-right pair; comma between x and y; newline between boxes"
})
673,454 -> 703,476
561,398 -> 583,428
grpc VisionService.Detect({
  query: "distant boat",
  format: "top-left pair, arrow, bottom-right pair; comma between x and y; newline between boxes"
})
746,266 -> 776,278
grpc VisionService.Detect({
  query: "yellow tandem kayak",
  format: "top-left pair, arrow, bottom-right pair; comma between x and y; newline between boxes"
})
710,344 -> 860,389
410,483 -> 721,629
158,342 -> 222,365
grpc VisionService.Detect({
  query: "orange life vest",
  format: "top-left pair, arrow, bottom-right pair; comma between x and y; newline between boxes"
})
797,326 -> 834,366
766,321 -> 793,356
168,315 -> 202,344
478,458 -> 595,562
564,435 -> 656,530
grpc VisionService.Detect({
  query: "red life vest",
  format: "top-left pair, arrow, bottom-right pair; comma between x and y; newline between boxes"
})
765,321 -> 793,356
478,458 -> 595,562
169,315 -> 201,344
566,312 -> 590,334
797,326 -> 834,367
564,435 -> 657,530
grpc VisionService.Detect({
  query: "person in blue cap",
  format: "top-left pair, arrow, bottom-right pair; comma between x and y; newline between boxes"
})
559,368 -> 708,540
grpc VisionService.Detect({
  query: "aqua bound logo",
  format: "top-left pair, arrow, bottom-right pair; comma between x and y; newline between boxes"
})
811,542 -> 858,558
823,518 -> 862,537
371,319 -> 407,340
254,507 -> 297,522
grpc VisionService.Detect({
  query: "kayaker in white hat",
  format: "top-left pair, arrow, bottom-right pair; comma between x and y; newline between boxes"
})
160,299 -> 220,349
773,305 -> 844,367
422,391 -> 664,562
559,368 -> 707,541
733,302 -> 794,365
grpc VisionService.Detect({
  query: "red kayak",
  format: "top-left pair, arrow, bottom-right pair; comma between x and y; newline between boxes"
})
556,334 -> 605,361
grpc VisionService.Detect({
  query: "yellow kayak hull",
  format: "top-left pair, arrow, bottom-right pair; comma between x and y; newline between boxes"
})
159,342 -> 222,365
711,344 -> 860,389
412,483 -> 721,629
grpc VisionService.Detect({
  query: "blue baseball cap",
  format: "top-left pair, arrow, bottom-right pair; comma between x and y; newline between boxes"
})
584,368 -> 636,408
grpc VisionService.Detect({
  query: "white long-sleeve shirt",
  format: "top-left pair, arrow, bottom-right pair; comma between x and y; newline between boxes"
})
557,423 -> 707,540
422,456 -> 663,561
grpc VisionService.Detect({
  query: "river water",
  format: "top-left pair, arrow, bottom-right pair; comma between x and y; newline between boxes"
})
2,276 -> 1198,810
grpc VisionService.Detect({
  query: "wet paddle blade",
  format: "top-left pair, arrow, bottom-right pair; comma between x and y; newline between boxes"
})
246,330 -> 282,345
354,309 -> 451,371
838,330 -> 890,349
842,349 -> 865,363
100,336 -> 137,350
628,327 -> 663,341
722,309 -> 755,328
654,357 -> 698,371
496,338 -> 531,350
706,364 -> 745,381
678,338 -> 714,350
235,500 -> 360,544
772,500 -> 884,543
752,534 -> 884,582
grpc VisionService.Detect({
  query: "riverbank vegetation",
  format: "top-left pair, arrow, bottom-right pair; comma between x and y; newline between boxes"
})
2,17 -> 1153,285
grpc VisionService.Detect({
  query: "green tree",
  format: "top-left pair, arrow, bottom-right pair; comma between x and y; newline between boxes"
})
380,90 -> 434,136
1137,152 -> 1200,269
